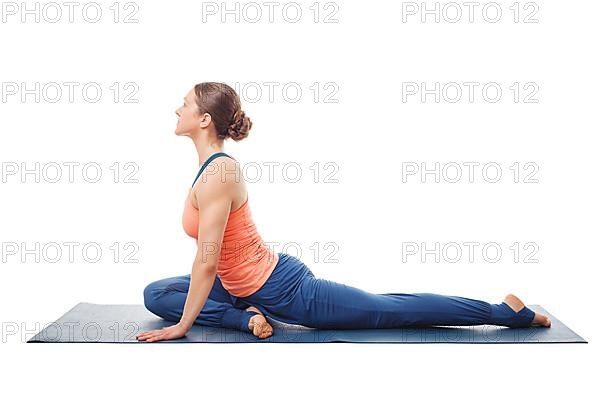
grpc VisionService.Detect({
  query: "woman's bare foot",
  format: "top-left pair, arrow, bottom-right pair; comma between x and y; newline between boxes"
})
246,306 -> 273,339
503,293 -> 551,327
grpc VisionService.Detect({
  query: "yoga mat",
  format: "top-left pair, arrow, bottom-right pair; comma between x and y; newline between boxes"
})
27,302 -> 587,344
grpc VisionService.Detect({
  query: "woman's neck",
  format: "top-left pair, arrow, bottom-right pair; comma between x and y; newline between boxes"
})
190,131 -> 224,167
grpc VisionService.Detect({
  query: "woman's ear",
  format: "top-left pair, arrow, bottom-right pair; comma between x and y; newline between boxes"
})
198,112 -> 212,128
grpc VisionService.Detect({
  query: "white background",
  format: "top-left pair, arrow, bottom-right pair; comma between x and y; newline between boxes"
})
0,0 -> 597,398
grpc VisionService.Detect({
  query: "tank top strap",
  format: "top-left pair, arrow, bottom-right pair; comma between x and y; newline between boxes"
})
191,152 -> 235,188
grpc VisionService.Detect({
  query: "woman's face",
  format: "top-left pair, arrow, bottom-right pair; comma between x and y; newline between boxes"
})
174,88 -> 209,136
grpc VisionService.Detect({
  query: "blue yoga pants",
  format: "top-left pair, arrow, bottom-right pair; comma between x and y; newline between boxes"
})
143,252 -> 535,333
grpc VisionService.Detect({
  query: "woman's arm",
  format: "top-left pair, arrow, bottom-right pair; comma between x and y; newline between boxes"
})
179,180 -> 232,330
136,163 -> 233,342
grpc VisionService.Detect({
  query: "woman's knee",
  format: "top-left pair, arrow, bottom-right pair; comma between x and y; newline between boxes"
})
143,279 -> 166,314
143,275 -> 190,314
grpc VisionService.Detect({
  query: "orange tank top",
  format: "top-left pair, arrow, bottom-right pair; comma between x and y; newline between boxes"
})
181,152 -> 279,297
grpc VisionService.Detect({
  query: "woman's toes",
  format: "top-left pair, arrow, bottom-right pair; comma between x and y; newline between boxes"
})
263,325 -> 273,338
249,314 -> 273,338
260,321 -> 273,338
532,312 -> 552,327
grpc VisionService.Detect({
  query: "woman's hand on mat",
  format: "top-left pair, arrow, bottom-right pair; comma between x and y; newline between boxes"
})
136,323 -> 188,342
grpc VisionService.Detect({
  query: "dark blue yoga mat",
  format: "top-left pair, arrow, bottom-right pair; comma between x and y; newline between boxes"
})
27,302 -> 587,344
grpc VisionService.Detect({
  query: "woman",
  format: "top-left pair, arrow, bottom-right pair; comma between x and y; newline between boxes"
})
136,82 -> 552,342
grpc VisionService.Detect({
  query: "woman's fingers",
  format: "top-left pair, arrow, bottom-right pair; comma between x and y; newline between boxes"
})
136,330 -> 154,339
145,332 -> 163,340
146,334 -> 164,342
140,333 -> 163,342
136,329 -> 163,341
136,324 -> 187,342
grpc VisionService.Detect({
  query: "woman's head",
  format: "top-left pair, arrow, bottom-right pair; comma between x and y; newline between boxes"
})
175,82 -> 252,141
